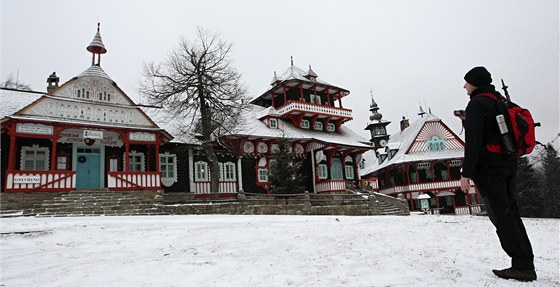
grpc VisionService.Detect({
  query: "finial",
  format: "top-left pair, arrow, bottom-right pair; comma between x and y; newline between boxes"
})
290,56 -> 293,66
97,22 -> 100,32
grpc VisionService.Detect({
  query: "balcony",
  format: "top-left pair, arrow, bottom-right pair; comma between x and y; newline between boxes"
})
276,101 -> 352,120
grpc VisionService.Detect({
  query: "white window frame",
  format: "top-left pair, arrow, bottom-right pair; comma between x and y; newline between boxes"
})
345,165 -> 355,179
125,150 -> 145,172
300,119 -> 310,129
160,153 -> 178,187
194,161 -> 210,181
20,145 -> 50,171
219,162 -> 236,181
331,158 -> 344,180
327,123 -> 336,132
258,168 -> 269,182
269,118 -> 278,129
314,121 -> 323,131
318,163 -> 328,179
56,155 -> 68,170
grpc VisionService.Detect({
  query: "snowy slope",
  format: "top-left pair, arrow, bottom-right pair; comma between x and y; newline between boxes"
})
1,215 -> 558,286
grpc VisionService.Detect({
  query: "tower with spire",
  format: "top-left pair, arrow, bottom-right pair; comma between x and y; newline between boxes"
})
364,91 -> 391,149
87,22 -> 107,66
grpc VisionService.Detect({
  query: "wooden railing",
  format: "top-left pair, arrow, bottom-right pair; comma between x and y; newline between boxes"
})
316,180 -> 346,193
193,181 -> 238,194
4,170 -> 75,192
108,171 -> 161,191
276,101 -> 352,119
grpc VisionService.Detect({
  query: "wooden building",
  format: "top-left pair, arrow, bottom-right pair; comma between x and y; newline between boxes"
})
359,96 -> 480,213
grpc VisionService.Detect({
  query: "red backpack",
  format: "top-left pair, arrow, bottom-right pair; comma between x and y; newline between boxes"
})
478,91 -> 539,156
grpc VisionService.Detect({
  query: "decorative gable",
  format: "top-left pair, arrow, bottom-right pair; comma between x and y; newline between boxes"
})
407,120 -> 464,153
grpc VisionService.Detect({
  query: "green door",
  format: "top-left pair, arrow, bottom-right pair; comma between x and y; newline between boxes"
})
76,148 -> 101,189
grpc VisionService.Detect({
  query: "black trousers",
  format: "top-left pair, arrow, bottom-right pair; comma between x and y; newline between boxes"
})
474,165 -> 535,270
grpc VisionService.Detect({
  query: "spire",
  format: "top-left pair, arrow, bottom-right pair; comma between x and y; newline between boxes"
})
305,65 -> 318,81
270,71 -> 279,85
418,105 -> 426,117
87,22 -> 107,66
369,90 -> 383,121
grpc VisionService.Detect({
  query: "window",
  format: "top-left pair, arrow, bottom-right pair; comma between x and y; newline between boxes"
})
345,157 -> 354,179
127,151 -> 145,172
21,145 -> 49,171
160,153 -> 178,187
417,162 -> 432,183
318,163 -> 328,179
258,168 -> 269,182
98,91 -> 111,102
345,165 -> 354,179
219,162 -> 236,181
109,158 -> 119,172
314,121 -> 323,131
195,161 -> 209,181
433,162 -> 449,181
310,93 -> 321,105
300,119 -> 310,129
269,118 -> 278,129
331,158 -> 343,180
427,136 -> 446,152
57,156 -> 68,170
327,123 -> 336,132
160,153 -> 177,178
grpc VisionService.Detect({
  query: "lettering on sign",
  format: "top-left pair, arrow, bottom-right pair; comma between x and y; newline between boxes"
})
14,175 -> 41,184
16,124 -> 53,135
83,130 -> 104,139
129,132 -> 156,142
59,129 -> 123,147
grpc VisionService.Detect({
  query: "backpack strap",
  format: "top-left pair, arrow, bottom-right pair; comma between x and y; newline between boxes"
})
475,92 -> 504,102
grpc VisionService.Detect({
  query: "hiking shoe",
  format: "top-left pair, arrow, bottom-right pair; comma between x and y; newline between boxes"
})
492,267 -> 537,282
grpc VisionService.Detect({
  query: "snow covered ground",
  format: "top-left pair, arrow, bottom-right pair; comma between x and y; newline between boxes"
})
1,214 -> 558,287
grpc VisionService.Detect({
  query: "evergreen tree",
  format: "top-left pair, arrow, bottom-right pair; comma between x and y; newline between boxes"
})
516,156 -> 543,217
268,138 -> 306,195
538,144 -> 560,218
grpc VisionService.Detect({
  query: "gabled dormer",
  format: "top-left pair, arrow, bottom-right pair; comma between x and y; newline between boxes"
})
251,60 -> 352,132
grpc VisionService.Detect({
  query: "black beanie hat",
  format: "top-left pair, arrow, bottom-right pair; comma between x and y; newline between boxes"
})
464,66 -> 492,87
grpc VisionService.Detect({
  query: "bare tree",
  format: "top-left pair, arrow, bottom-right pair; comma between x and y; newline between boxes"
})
2,74 -> 32,91
141,28 -> 248,193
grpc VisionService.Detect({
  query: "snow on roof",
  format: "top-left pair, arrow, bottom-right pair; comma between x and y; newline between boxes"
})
233,104 -> 371,149
277,64 -> 330,86
0,88 -> 45,118
77,65 -> 112,81
256,106 -> 280,119
143,103 -> 371,149
360,113 -> 464,176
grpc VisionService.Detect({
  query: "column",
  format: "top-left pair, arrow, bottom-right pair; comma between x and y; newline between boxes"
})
237,157 -> 243,192
7,125 -> 16,170
155,134 -> 160,173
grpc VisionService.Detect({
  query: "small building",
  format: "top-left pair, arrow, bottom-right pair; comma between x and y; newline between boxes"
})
1,24 -> 172,192
359,96 -> 480,213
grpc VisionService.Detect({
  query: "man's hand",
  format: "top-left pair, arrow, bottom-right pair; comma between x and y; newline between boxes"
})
460,176 -> 471,193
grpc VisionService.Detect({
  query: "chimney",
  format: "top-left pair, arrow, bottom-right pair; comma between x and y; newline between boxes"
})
47,72 -> 59,93
400,116 -> 410,131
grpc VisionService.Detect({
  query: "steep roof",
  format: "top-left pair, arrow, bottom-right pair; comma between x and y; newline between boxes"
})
0,88 -> 45,121
360,113 -> 464,176
233,105 -> 371,149
251,64 -> 349,104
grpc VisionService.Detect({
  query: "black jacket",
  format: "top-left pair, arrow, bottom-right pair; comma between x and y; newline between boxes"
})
461,85 -> 517,178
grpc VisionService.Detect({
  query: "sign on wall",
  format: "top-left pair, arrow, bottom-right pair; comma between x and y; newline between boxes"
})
13,175 -> 41,184
59,129 -> 123,147
83,130 -> 104,139
129,132 -> 156,142
16,123 -> 53,135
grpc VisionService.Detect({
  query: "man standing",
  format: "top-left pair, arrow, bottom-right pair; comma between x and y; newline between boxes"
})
459,66 -> 536,282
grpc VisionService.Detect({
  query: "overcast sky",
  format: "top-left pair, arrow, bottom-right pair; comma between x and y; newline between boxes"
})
2,0 -> 559,150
